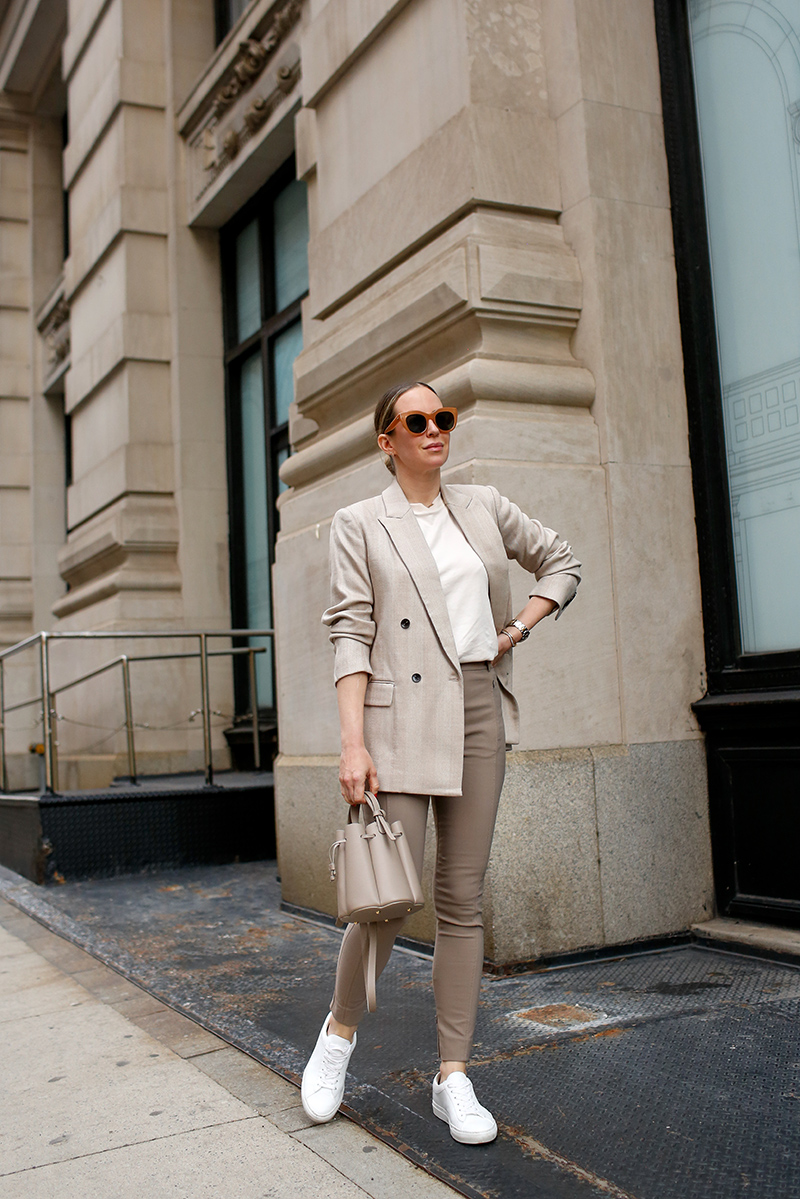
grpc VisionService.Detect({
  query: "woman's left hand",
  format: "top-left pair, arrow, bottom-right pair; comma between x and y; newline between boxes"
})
492,630 -> 515,665
491,598 -> 558,665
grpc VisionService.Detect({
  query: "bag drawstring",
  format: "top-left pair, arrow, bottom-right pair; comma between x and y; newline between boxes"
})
329,839 -> 345,881
360,924 -> 379,1012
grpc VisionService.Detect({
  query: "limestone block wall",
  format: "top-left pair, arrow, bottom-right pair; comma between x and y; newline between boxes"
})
0,118 -> 32,656
0,103 -> 67,789
0,115 -> 36,788
274,0 -> 714,962
1,0 -> 236,788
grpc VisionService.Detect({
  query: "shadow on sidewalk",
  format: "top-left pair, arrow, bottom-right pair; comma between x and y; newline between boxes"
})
1,860 -> 799,1199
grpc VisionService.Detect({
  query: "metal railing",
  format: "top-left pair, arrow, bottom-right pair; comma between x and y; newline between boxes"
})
0,629 -> 274,793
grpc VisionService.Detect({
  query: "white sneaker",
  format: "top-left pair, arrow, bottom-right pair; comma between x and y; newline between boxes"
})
432,1071 -> 498,1144
301,1014 -> 357,1123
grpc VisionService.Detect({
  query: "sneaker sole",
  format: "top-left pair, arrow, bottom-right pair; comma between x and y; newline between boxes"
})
301,1089 -> 341,1124
432,1098 -> 498,1144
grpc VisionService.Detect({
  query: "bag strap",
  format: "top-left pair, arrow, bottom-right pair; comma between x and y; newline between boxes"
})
348,791 -> 397,840
360,924 -> 379,1013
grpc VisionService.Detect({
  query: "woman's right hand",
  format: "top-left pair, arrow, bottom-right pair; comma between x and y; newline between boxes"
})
339,744 -> 379,805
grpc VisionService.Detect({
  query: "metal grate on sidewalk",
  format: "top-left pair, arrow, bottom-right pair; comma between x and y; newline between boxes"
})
1,860 -> 798,1199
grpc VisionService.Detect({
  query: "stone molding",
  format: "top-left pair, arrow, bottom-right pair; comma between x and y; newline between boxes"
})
308,106 -> 561,319
54,494 -> 181,619
65,311 -> 171,416
280,210 -> 593,491
0,0 -> 67,96
178,0 -> 303,226
0,117 -> 28,152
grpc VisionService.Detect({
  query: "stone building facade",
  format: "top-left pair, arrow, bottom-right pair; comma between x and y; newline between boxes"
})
2,0 -> 794,961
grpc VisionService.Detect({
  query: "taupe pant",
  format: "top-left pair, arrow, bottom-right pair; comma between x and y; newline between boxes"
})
330,661 -> 506,1061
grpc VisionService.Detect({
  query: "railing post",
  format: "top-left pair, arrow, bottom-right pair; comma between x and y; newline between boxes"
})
121,655 -> 137,784
0,658 -> 7,793
49,690 -> 60,793
199,633 -> 213,786
39,633 -> 57,794
248,648 -> 260,771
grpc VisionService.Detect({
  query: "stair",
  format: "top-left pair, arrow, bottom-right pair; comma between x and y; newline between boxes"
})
0,771 -> 275,883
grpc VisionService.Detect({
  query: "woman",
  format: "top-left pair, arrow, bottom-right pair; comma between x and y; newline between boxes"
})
301,382 -> 581,1144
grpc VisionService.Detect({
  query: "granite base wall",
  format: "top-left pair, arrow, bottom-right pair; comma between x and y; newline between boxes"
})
275,739 -> 713,965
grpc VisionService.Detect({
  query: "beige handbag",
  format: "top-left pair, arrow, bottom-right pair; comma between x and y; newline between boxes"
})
329,791 -> 424,1011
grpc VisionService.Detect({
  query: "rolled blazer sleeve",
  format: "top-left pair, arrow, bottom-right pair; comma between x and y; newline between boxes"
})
322,508 -> 376,683
490,486 -> 581,618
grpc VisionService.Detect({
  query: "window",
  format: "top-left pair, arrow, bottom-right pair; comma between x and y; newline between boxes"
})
215,0 -> 253,44
221,160 -> 309,715
656,0 -> 800,689
688,0 -> 800,655
657,1 -> 800,925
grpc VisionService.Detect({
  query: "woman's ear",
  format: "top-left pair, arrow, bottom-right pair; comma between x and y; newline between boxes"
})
377,433 -> 393,458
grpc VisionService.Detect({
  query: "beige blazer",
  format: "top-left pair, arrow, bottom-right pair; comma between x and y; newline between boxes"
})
323,479 -> 581,796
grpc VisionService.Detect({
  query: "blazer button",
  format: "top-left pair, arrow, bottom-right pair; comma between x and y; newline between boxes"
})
400,619 -> 410,629
411,673 -> 421,683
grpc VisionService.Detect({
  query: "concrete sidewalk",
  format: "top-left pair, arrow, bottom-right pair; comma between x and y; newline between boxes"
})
0,900 -> 455,1199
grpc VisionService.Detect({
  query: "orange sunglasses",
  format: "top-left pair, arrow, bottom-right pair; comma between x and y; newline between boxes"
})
384,407 -> 458,436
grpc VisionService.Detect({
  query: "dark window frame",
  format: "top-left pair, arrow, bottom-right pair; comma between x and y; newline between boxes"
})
215,0 -> 252,45
653,0 -> 800,695
220,156 -> 305,717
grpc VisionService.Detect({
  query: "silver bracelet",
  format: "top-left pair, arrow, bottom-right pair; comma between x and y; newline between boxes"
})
501,629 -> 516,650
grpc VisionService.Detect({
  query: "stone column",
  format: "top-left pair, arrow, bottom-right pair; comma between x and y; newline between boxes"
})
48,0 -> 230,785
540,0 -> 713,946
0,115 -> 32,654
57,0 -> 178,627
274,0 -> 714,961
274,0 -> 604,958
29,115 -> 68,635
0,113 -> 35,789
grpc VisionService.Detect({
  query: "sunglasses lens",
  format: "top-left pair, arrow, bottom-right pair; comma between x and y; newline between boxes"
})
405,413 -> 428,434
435,410 -> 456,431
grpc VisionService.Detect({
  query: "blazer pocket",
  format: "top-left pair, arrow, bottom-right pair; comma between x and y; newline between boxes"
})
365,680 -> 394,707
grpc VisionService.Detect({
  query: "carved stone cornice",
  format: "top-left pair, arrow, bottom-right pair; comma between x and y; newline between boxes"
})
212,38 -> 271,118
211,0 -> 301,119
37,278 -> 70,395
178,0 -> 303,223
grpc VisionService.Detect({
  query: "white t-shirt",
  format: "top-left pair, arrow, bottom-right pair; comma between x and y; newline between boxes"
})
410,494 -> 498,663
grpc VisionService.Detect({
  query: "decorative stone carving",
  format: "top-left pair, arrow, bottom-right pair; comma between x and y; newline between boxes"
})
222,128 -> 240,160
276,61 -> 298,94
178,0 -> 303,219
210,0 -> 301,117
43,298 -> 70,368
213,39 -> 270,117
243,61 -> 300,134
37,286 -> 71,393
259,0 -> 302,59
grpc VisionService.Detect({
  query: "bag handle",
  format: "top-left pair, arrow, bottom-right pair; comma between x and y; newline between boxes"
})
347,791 -> 397,840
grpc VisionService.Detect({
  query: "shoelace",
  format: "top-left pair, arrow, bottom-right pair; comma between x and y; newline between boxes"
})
445,1078 -> 483,1120
318,1044 -> 350,1089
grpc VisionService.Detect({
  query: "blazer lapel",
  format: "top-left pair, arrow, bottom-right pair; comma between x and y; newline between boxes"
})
378,481 -> 461,671
442,485 -> 511,631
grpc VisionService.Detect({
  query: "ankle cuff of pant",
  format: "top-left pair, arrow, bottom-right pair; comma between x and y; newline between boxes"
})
437,1038 -> 473,1062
